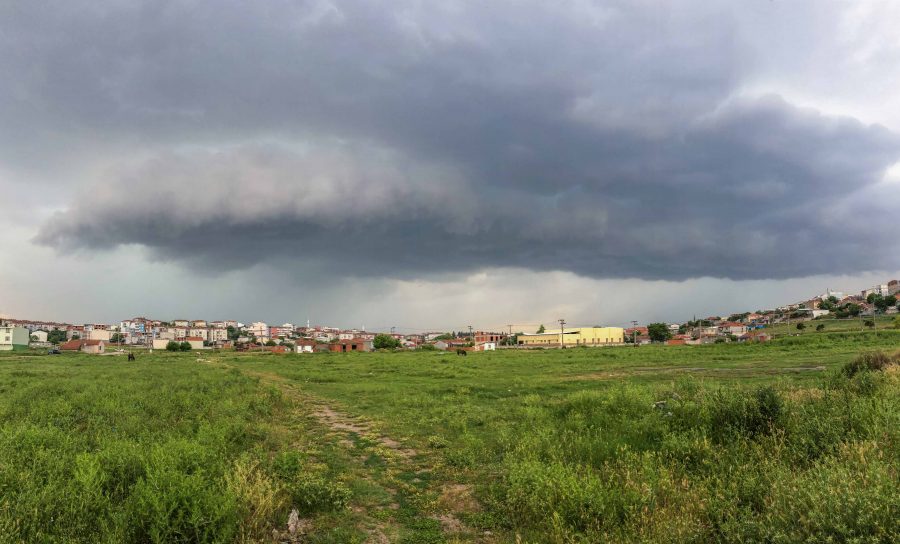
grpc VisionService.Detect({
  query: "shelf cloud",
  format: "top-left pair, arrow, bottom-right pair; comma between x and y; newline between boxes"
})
4,1 -> 900,322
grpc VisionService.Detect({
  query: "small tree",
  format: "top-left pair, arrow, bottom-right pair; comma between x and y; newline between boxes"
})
110,333 -> 125,343
816,324 -> 825,331
536,324 -> 546,334
179,341 -> 192,351
875,295 -> 896,313
265,339 -> 277,347
647,323 -> 671,343
48,329 -> 68,344
796,322 -> 806,331
165,341 -> 180,351
864,319 -> 875,329
374,334 -> 401,350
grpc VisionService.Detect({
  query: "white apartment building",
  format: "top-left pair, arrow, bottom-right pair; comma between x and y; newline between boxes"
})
0,326 -> 29,351
209,328 -> 228,343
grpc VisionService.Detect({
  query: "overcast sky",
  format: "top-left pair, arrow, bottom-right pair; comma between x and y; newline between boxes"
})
2,1 -> 900,331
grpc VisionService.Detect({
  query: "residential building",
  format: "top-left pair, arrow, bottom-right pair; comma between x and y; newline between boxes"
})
60,339 -> 106,354
85,328 -> 111,341
191,320 -> 207,328
889,280 -> 900,296
295,339 -> 317,353
173,319 -> 190,327
518,327 -> 624,347
328,339 -> 374,353
185,337 -> 204,350
817,289 -> 844,301
31,330 -> 48,343
718,322 -> 749,336
861,285 -> 889,298
0,326 -> 30,351
189,328 -> 209,341
247,322 -> 269,340
474,331 -> 507,344
208,328 -> 228,343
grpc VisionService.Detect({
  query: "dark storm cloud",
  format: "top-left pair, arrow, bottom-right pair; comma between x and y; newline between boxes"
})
9,1 -> 900,280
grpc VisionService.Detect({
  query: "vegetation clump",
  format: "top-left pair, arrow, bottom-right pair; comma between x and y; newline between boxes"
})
841,350 -> 898,377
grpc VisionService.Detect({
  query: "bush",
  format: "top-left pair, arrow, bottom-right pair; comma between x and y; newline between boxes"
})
842,351 -> 897,377
373,334 -> 401,350
709,385 -> 783,440
165,341 -> 180,352
179,341 -> 192,352
270,451 -> 350,514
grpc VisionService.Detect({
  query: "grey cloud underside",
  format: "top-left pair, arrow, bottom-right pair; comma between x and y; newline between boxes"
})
11,1 -> 900,280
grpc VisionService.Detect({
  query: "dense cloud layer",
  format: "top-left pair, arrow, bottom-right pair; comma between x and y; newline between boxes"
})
7,1 -> 900,281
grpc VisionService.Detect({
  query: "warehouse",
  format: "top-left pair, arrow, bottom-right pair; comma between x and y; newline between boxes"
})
518,327 -> 624,347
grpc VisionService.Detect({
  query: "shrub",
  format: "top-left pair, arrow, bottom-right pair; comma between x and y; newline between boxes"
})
841,351 -> 896,377
179,341 -> 192,352
709,385 -> 783,440
165,341 -> 180,352
270,451 -> 350,514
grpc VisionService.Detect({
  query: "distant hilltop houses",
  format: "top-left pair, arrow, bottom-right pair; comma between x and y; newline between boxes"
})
2,279 -> 898,354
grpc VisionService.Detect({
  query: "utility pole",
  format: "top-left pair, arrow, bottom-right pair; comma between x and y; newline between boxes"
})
558,318 -> 566,349
631,320 -> 638,347
468,325 -> 473,341
390,326 -> 395,336
507,324 -> 513,346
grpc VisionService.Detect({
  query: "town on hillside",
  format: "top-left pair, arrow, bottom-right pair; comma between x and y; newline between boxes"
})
3,280 -> 900,355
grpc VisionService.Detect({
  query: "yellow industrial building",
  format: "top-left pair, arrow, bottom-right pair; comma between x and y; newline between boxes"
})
518,327 -> 624,347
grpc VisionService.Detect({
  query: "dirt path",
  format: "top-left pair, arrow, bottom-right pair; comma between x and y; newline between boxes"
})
204,359 -> 487,543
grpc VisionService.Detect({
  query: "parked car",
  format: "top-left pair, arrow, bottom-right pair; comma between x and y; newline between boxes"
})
47,348 -> 60,355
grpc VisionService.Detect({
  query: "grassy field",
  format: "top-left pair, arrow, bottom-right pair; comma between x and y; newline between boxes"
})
763,314 -> 898,336
1,333 -> 898,543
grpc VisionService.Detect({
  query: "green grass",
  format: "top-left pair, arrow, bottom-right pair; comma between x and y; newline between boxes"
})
1,334 -> 898,542
764,314 -> 897,336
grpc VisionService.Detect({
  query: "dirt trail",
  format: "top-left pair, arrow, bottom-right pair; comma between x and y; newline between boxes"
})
204,360 -> 483,542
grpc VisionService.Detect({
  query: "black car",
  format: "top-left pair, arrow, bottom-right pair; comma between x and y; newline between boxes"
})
47,348 -> 60,355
